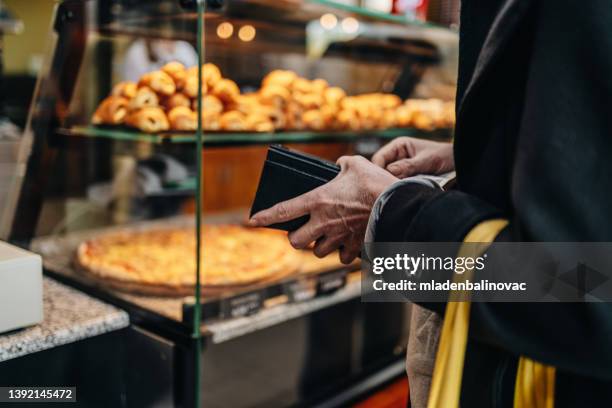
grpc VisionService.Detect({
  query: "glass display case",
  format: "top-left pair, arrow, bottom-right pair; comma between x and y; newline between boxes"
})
3,0 -> 457,406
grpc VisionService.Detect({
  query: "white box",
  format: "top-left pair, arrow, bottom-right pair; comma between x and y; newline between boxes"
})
0,242 -> 43,334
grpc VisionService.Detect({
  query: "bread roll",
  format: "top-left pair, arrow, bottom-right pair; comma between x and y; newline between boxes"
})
219,111 -> 246,131
168,106 -> 197,131
163,93 -> 191,110
138,71 -> 176,96
212,79 -> 240,104
129,86 -> 159,110
92,96 -> 129,125
111,82 -> 137,99
125,107 -> 169,133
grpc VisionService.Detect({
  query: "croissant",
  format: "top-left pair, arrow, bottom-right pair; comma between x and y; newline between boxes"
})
167,106 -> 197,131
291,77 -> 312,94
320,105 -> 338,127
202,63 -> 222,87
294,93 -> 324,110
302,110 -> 325,130
92,96 -> 129,125
182,74 -> 205,98
203,111 -> 221,131
162,93 -> 191,110
129,86 -> 159,110
194,94 -> 223,115
138,71 -> 176,96
324,87 -> 346,106
212,79 -> 240,104
394,106 -> 410,127
382,94 -> 402,109
262,70 -> 297,88
161,62 -> 187,90
380,110 -> 398,128
336,109 -> 360,130
219,110 -> 247,131
111,82 -> 137,99
285,102 -> 304,130
232,93 -> 260,115
311,78 -> 329,94
246,113 -> 274,132
125,107 -> 169,133
259,84 -> 290,109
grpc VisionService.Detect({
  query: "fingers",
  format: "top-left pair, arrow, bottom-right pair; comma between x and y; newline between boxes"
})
249,190 -> 314,227
386,156 -> 426,178
371,137 -> 413,168
339,244 -> 360,264
371,141 -> 401,168
313,236 -> 342,258
288,221 -> 325,250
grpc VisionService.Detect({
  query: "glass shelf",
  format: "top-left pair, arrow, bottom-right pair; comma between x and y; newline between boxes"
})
60,126 -> 452,146
308,0 -> 448,28
94,0 -> 456,39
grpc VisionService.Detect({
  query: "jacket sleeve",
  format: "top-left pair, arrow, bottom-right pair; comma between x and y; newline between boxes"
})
374,0 -> 612,381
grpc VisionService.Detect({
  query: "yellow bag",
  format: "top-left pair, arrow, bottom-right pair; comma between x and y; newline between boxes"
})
426,219 -> 555,408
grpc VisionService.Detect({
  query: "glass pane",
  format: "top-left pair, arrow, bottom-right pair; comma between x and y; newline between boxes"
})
14,6 -> 202,404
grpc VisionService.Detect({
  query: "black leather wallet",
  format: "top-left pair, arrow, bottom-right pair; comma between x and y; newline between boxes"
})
250,145 -> 340,231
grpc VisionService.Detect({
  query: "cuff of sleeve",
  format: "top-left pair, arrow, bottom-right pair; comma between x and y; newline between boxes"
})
406,190 -> 504,242
374,182 -> 441,242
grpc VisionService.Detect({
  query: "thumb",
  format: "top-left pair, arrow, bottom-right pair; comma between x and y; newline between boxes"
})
386,157 -> 427,178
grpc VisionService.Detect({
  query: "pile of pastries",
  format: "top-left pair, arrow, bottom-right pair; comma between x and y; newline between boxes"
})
92,63 -> 455,133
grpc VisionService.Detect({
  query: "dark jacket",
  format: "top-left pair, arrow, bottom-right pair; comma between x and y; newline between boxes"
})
374,0 -> 612,406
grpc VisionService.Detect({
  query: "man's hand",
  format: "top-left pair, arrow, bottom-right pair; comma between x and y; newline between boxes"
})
371,137 -> 454,178
249,156 -> 398,264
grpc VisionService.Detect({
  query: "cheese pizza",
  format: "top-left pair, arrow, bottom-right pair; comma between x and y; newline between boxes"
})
76,225 -> 301,296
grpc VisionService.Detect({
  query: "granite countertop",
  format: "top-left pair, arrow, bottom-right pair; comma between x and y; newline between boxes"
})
0,277 -> 129,362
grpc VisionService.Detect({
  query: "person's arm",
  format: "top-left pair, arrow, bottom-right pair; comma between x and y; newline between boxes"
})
374,0 -> 612,381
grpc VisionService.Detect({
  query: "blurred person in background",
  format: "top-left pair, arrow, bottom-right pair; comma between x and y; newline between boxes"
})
121,39 -> 196,82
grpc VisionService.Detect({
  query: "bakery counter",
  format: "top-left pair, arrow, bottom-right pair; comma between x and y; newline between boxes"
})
0,277 -> 129,362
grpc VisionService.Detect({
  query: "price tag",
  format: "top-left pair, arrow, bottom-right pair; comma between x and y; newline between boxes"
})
316,270 -> 347,295
285,279 -> 316,302
221,291 -> 262,319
